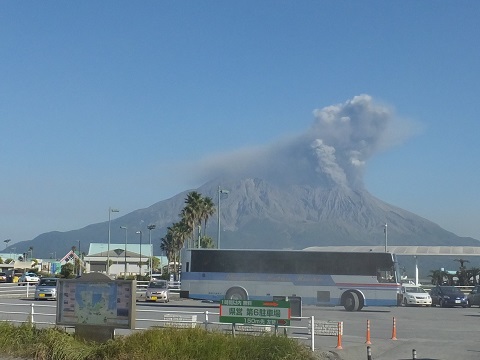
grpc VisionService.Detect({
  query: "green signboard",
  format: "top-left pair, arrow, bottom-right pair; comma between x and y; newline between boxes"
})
220,299 -> 291,326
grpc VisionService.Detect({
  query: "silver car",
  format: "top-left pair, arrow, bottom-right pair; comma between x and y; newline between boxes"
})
34,278 -> 58,300
145,280 -> 170,303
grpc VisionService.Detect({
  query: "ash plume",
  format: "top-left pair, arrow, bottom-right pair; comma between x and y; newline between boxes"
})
196,94 -> 419,189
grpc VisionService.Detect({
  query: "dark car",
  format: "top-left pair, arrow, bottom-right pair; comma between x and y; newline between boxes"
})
467,285 -> 480,307
430,286 -> 468,308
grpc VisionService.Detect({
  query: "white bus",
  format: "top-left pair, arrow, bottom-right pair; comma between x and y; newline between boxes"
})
180,248 -> 400,311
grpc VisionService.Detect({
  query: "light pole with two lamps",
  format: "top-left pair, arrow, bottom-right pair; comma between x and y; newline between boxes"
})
120,226 -> 128,279
217,186 -> 229,249
147,224 -> 156,276
107,207 -> 120,275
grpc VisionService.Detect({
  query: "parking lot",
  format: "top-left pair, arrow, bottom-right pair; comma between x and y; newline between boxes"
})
0,285 -> 479,359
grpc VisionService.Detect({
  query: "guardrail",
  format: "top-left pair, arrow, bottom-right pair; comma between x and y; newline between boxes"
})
0,282 -> 36,298
0,301 -> 318,351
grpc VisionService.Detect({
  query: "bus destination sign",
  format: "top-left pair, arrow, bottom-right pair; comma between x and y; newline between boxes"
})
220,299 -> 291,326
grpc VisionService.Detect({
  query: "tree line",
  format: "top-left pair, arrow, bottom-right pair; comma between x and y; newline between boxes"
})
160,191 -> 216,275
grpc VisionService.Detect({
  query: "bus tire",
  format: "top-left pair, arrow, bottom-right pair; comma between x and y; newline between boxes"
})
343,291 -> 361,311
225,287 -> 248,301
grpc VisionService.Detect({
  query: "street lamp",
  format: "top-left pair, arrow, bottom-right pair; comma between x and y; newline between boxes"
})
147,224 -> 156,277
217,186 -> 229,249
77,240 -> 81,276
120,226 -> 128,279
136,231 -> 143,276
384,223 -> 388,253
107,207 -> 120,275
3,239 -> 11,249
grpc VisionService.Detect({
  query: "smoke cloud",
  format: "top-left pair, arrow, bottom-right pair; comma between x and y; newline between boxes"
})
195,95 -> 419,189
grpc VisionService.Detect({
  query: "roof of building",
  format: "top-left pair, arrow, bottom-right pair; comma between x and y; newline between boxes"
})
88,243 -> 152,257
304,246 -> 480,256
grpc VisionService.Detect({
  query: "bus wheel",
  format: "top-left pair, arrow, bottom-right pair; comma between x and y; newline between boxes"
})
225,287 -> 247,301
343,291 -> 360,311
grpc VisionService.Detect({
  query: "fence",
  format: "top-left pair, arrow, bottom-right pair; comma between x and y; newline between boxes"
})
0,298 -> 318,351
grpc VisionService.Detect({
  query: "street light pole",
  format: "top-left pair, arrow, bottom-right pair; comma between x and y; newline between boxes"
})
384,223 -> 388,253
147,224 -> 156,277
217,186 -> 229,249
120,226 -> 128,279
136,231 -> 143,277
3,239 -> 11,249
77,240 -> 81,276
107,207 -> 119,275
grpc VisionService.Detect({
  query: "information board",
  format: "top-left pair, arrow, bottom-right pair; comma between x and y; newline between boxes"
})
220,299 -> 291,326
56,278 -> 135,329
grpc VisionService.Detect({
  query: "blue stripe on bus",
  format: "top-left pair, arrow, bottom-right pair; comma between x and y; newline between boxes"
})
187,293 -> 398,307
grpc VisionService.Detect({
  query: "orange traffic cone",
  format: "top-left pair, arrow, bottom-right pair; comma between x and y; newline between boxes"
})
391,317 -> 397,340
335,321 -> 343,349
365,319 -> 372,344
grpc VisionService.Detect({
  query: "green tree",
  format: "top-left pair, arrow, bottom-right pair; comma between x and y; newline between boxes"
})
200,235 -> 215,249
60,262 -> 75,278
150,256 -> 161,271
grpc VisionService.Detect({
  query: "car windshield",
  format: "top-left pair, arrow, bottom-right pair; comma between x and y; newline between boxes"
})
149,281 -> 167,289
39,279 -> 57,286
442,287 -> 463,295
405,287 -> 426,293
25,273 -> 37,276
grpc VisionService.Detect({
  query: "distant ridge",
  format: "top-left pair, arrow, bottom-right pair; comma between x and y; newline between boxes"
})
7,178 -> 478,262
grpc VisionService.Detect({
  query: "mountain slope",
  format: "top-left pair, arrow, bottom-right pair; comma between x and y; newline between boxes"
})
8,178 -> 478,261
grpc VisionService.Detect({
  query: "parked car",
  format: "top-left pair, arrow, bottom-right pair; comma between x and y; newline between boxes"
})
18,272 -> 40,286
467,285 -> 480,307
430,286 -> 468,307
34,278 -> 58,300
145,279 -> 170,303
400,285 -> 432,306
0,272 -> 6,282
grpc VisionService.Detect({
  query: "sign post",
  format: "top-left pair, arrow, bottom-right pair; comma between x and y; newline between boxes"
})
220,299 -> 291,326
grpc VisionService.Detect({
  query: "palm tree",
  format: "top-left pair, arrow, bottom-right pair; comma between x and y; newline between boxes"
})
454,259 -> 470,285
164,220 -> 190,278
160,232 -> 175,265
199,196 -> 215,238
467,267 -> 480,285
429,269 -> 448,285
182,191 -> 203,248
180,207 -> 195,248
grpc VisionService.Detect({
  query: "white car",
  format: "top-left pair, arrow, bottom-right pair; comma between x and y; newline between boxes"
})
18,272 -> 40,285
401,285 -> 432,306
145,280 -> 170,303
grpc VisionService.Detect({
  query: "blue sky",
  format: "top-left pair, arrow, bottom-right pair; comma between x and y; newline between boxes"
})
1,1 -> 479,245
